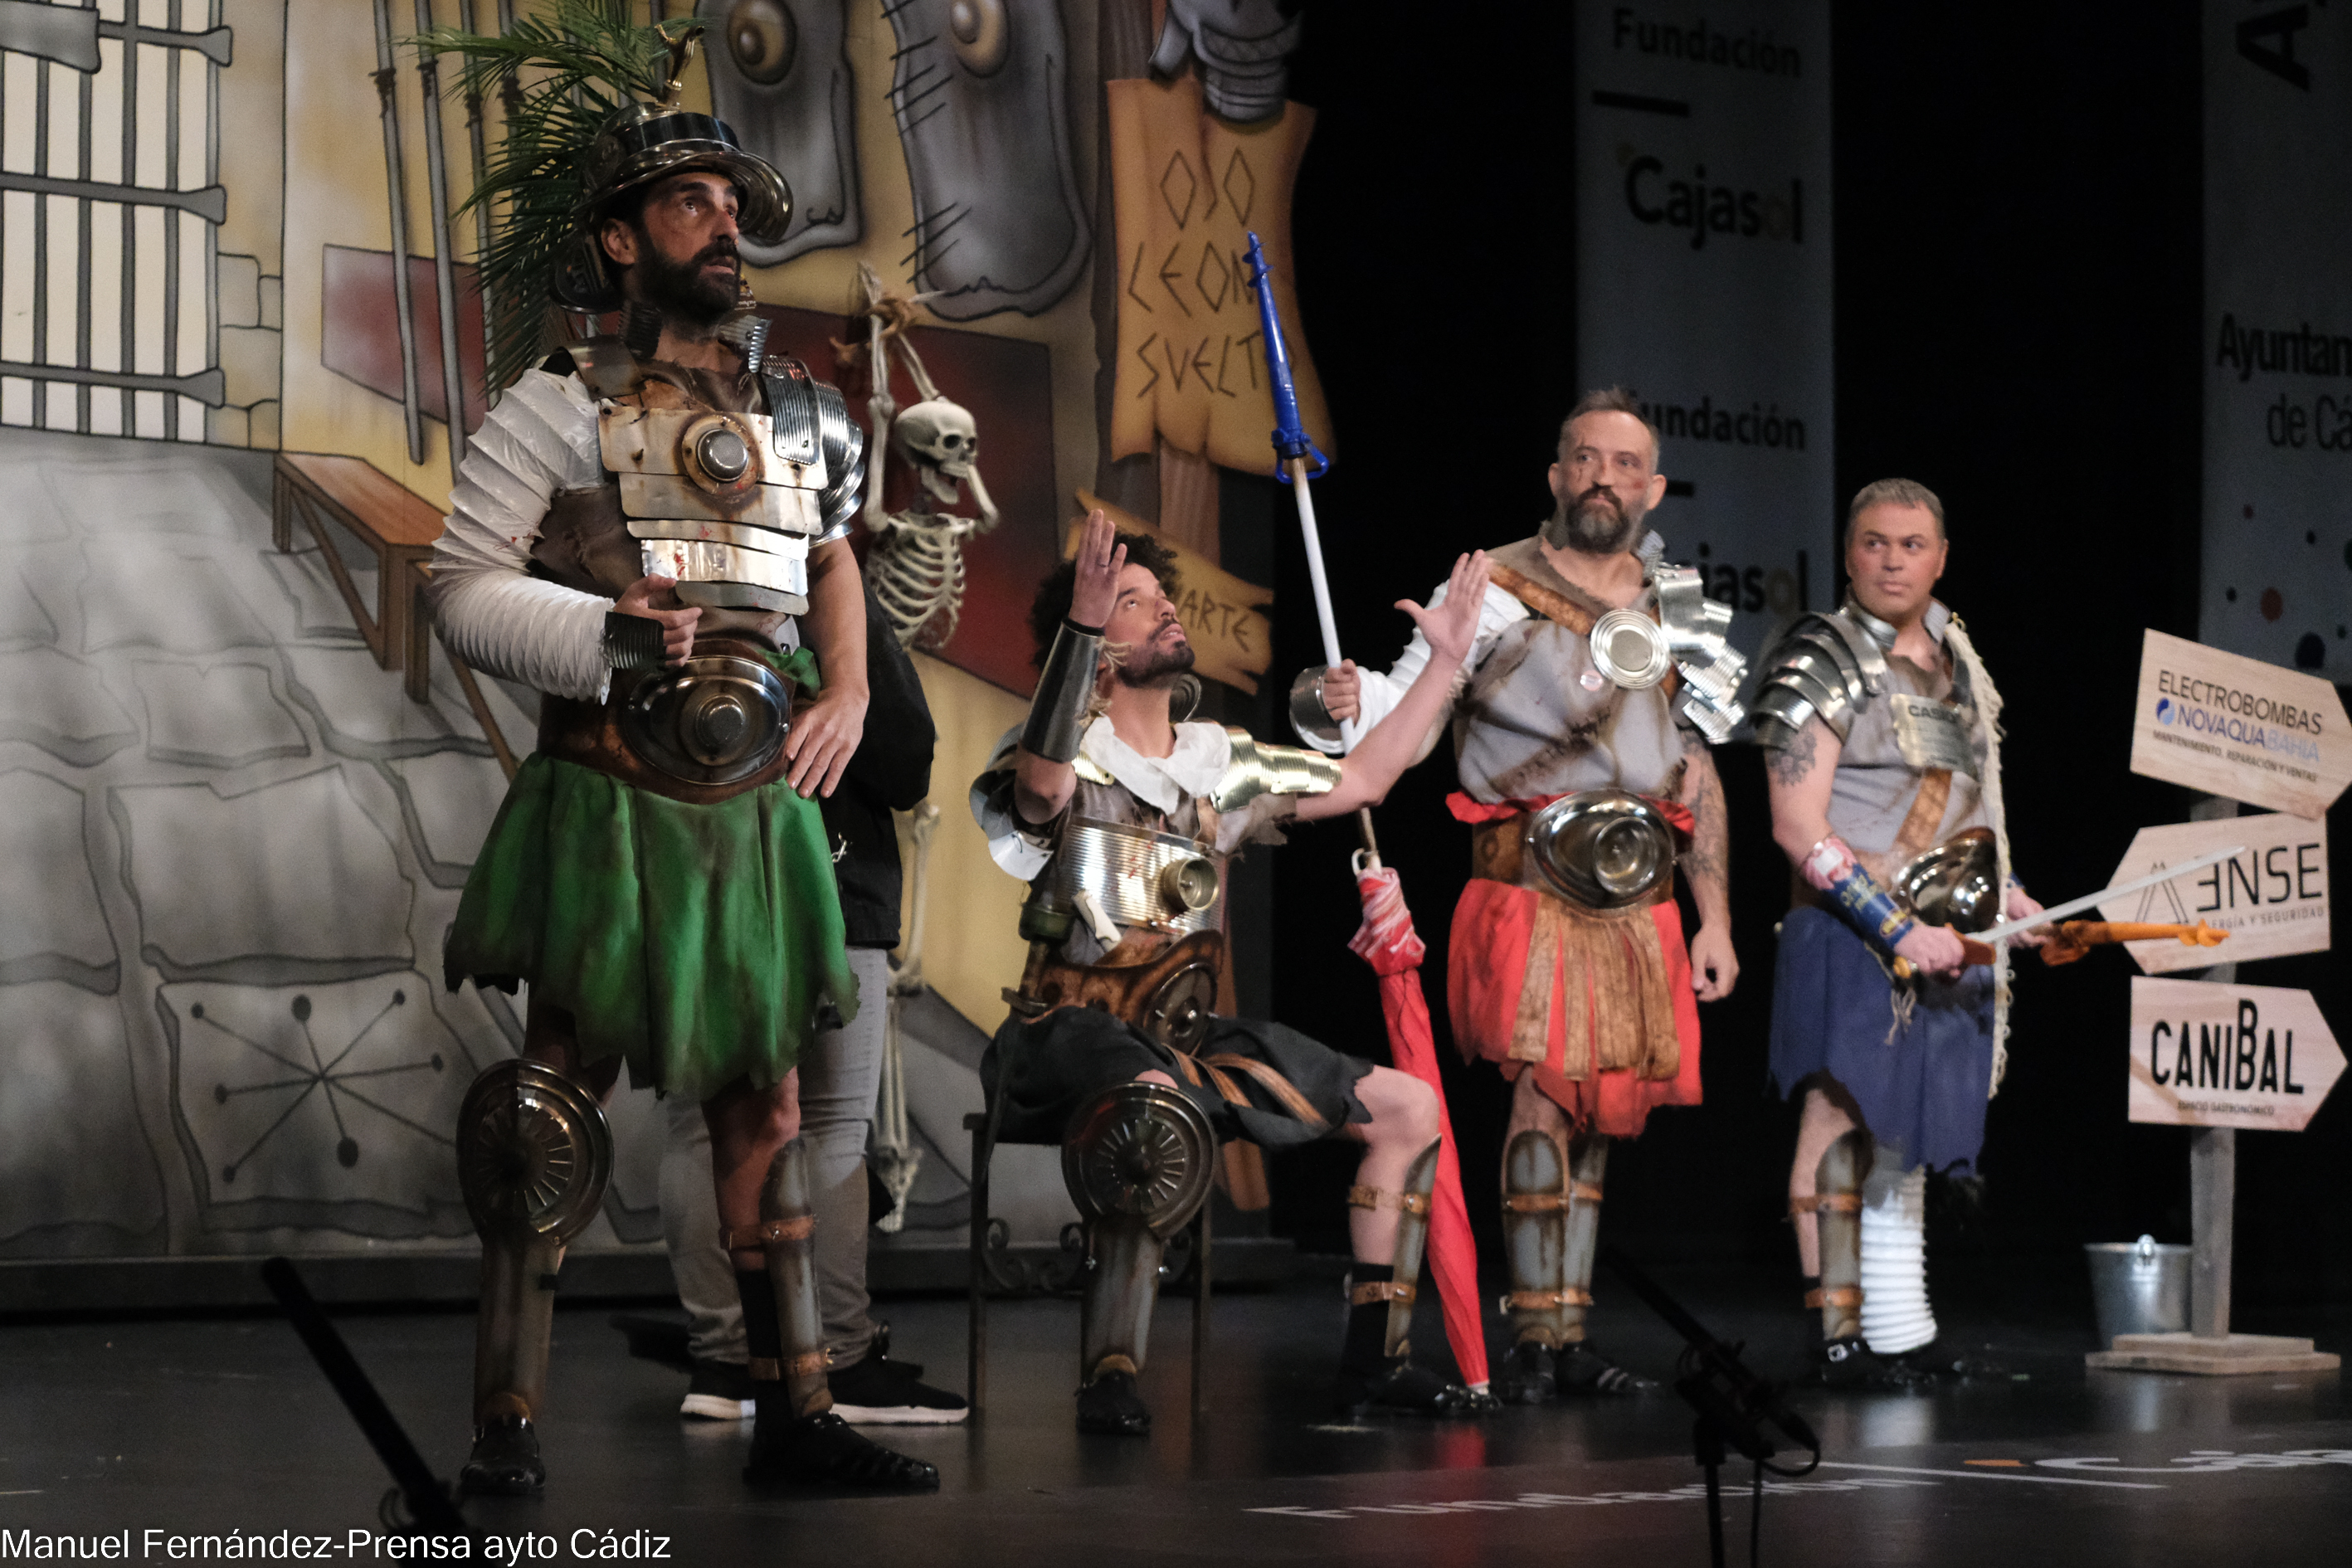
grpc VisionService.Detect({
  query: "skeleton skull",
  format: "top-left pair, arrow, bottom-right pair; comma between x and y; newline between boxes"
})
894,397 -> 981,508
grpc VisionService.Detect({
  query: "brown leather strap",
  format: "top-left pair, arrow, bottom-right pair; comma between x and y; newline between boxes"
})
1351,1280 -> 1417,1306
1804,1286 -> 1864,1309
1789,1194 -> 1863,1215
721,1216 -> 815,1249
1347,1186 -> 1431,1215
1488,561 -> 1681,702
1502,1181 -> 1603,1214
1202,1052 -> 1332,1132
1507,1288 -> 1593,1309
1169,1054 -> 1273,1212
1889,767 -> 1955,869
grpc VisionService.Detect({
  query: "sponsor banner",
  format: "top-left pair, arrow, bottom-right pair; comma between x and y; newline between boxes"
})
2202,2 -> 2352,675
2127,977 -> 2342,1132
2129,629 -> 2352,816
2101,813 -> 2330,973
1576,2 -> 1832,665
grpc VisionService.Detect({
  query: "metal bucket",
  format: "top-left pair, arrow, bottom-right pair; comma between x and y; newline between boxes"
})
2084,1235 -> 2190,1346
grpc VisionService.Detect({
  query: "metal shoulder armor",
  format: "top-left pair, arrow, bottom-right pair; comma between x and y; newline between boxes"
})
1208,727 -> 1342,813
1751,611 -> 1889,750
1651,562 -> 1749,743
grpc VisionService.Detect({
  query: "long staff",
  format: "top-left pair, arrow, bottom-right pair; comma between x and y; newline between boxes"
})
1245,233 -> 1488,1390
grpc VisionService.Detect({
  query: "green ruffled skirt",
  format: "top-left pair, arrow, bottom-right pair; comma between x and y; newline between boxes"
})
444,750 -> 857,1102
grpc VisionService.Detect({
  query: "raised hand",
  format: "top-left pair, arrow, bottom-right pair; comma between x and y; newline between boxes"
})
1068,509 -> 1126,630
1396,550 -> 1491,669
614,574 -> 700,665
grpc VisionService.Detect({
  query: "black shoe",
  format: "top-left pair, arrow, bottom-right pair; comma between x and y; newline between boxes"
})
679,1359 -> 755,1421
458,1414 -> 544,1496
869,1322 -> 925,1381
1493,1341 -> 1557,1405
1075,1370 -> 1152,1436
1809,1336 -> 1933,1392
743,1410 -> 940,1491
829,1337 -> 969,1425
1897,1343 -> 2008,1381
1553,1342 -> 1658,1396
1332,1357 -> 1483,1418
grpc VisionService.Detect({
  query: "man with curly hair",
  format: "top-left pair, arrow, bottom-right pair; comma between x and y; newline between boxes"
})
972,514 -> 1493,1434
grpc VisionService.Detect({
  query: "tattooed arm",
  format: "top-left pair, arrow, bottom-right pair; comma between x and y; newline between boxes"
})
1763,715 -> 1839,864
1766,713 -> 1965,977
1678,728 -> 1739,1001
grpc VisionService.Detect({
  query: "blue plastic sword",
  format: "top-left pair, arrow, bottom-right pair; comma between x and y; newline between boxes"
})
1244,231 -> 1354,747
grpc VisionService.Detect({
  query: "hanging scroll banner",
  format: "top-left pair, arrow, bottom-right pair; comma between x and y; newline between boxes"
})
1068,492 -> 1273,694
1105,75 -> 1332,476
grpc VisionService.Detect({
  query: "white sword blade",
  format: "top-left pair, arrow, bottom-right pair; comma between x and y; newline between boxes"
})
1975,845 -> 2247,945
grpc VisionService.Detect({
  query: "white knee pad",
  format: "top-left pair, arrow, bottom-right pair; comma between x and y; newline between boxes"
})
1858,1166 -> 1936,1355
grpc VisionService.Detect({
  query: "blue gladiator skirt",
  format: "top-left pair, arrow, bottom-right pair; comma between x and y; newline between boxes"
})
1768,904 -> 1998,1175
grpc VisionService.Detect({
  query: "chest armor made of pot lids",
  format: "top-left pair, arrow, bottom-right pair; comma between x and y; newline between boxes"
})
582,346 -> 838,619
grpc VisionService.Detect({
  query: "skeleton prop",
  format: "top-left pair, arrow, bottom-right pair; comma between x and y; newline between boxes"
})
871,801 -> 940,1234
849,265 -> 1001,650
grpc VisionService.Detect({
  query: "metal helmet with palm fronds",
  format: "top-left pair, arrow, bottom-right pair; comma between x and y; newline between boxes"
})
414,2 -> 790,396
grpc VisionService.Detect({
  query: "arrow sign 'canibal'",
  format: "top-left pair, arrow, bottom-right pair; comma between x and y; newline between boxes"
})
2128,977 -> 2344,1132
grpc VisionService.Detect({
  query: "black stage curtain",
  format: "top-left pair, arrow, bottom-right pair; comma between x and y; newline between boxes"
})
1267,1 -> 2350,1317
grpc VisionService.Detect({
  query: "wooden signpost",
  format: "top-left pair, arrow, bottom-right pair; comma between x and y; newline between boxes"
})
2124,977 -> 2344,1132
2087,784 -> 2344,1378
2100,813 -> 2330,974
2127,630 -> 2352,817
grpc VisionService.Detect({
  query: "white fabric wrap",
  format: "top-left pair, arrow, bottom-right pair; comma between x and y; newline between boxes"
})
1941,614 -> 2014,1098
426,369 -> 616,704
1346,577 -> 1527,751
1858,1165 -> 1936,1355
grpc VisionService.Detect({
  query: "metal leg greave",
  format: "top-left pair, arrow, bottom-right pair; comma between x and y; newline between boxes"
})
1374,1138 -> 1443,1357
1809,1130 -> 1872,1342
1062,1083 -> 1217,1395
1079,1215 -> 1169,1382
456,1059 -> 614,1432
1558,1134 -> 1610,1346
471,1231 -> 566,1428
757,1135 -> 833,1418
1502,1130 -> 1578,1349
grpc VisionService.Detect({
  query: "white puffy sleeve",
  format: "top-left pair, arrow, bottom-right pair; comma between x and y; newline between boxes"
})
1347,579 -> 1528,738
425,370 -> 615,702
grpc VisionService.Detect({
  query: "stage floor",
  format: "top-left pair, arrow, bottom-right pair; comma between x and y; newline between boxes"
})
3,1264 -> 2346,1566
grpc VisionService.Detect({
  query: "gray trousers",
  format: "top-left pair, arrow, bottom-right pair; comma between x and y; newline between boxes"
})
660,947 -> 890,1366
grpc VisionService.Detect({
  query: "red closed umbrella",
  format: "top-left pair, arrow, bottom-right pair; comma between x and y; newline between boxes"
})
1349,855 -> 1488,1390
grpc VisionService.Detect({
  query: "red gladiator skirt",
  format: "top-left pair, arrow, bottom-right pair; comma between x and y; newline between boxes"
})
1445,876 -> 1703,1138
